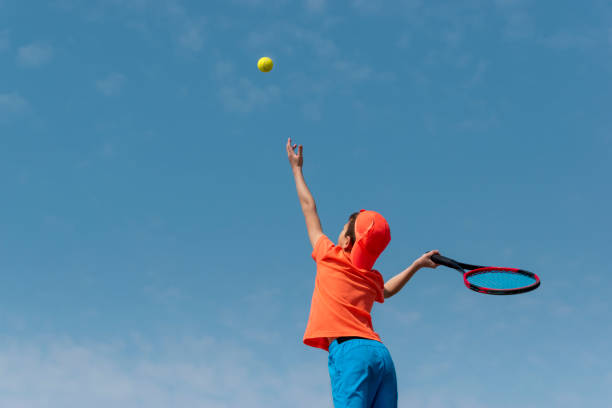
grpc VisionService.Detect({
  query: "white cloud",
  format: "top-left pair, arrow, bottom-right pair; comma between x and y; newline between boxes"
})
213,60 -> 286,115
53,0 -> 207,53
218,78 -> 281,113
397,32 -> 411,48
214,61 -> 235,79
305,0 -> 326,12
0,92 -> 29,121
17,43 -> 53,67
178,20 -> 205,52
293,26 -> 337,57
379,304 -> 421,327
163,2 -> 207,53
333,60 -> 372,81
96,73 -> 126,96
0,334 -> 331,408
100,142 -> 116,157
465,59 -> 488,88
401,388 -> 490,408
504,11 -> 533,39
351,0 -> 380,14
540,30 -> 598,50
495,1 -> 533,40
246,23 -> 337,58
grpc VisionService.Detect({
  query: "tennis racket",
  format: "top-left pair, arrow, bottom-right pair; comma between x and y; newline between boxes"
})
430,253 -> 540,295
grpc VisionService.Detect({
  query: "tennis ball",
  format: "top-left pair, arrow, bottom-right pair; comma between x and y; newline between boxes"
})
257,57 -> 273,73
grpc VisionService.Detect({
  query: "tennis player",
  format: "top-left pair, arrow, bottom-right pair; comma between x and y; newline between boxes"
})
286,138 -> 439,407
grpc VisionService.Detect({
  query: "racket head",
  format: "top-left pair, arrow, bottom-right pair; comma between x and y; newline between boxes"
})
463,267 -> 540,295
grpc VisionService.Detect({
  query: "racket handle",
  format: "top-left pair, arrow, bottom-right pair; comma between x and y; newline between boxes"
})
430,254 -> 462,270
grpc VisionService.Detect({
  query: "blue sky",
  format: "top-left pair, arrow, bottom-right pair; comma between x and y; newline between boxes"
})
0,0 -> 611,406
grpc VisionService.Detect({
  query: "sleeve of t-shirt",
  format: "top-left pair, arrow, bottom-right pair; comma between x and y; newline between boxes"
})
311,234 -> 334,263
372,270 -> 385,304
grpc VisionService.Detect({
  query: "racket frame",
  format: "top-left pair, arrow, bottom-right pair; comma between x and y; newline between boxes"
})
431,254 -> 540,295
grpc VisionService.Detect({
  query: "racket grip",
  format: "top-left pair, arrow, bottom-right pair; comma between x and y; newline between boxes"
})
430,254 -> 460,269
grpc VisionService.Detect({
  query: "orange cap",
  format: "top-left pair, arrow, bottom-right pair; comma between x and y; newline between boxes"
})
350,209 -> 391,270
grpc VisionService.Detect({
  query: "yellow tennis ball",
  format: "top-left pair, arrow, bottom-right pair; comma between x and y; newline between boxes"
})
257,57 -> 273,73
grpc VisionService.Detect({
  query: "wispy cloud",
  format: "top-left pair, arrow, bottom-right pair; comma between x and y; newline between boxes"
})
215,61 -> 281,113
351,0 -> 381,14
304,0 -> 326,12
100,142 -> 116,158
245,22 -> 395,87
17,43 -> 53,67
495,0 -> 533,40
332,60 -> 373,81
401,387 -> 490,408
540,29 -> 599,50
165,3 -> 206,52
53,0 -> 207,53
0,92 -> 29,122
292,26 -> 338,57
178,20 -> 205,51
0,334 -> 331,408
215,61 -> 235,78
465,59 -> 488,88
218,79 -> 281,113
379,304 -> 421,327
397,32 -> 411,49
96,73 -> 126,96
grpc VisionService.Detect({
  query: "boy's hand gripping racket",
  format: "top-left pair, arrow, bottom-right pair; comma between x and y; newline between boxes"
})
430,254 -> 540,295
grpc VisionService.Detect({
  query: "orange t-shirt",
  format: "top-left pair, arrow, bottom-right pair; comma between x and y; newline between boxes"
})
303,235 -> 385,352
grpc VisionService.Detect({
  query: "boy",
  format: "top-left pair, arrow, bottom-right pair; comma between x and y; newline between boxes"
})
286,138 -> 439,407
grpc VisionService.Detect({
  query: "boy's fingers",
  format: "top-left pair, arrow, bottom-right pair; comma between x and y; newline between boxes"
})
298,145 -> 303,155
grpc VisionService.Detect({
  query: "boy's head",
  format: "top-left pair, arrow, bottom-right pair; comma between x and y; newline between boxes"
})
338,211 -> 360,250
339,210 -> 391,270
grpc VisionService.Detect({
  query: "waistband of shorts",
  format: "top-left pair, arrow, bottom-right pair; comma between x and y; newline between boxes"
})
329,337 -> 383,353
337,336 -> 367,344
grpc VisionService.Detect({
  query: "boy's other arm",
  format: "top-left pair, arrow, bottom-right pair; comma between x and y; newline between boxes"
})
287,138 -> 324,248
384,250 -> 440,298
293,167 -> 323,248
384,263 -> 420,299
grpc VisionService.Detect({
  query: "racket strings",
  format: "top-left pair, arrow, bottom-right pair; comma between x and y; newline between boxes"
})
466,269 -> 536,290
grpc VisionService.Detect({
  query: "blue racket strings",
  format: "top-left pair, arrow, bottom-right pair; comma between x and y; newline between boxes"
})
466,270 -> 536,290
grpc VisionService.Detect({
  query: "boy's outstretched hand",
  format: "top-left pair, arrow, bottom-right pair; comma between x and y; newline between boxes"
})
415,250 -> 440,269
286,137 -> 303,169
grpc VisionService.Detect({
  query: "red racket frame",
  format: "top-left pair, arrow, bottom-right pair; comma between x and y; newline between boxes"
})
431,254 -> 540,295
464,267 -> 540,295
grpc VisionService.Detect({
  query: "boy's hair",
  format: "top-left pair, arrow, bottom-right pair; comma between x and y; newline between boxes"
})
345,212 -> 360,247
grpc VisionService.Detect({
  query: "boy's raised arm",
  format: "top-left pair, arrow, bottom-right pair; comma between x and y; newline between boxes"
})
287,138 -> 323,248
384,250 -> 440,298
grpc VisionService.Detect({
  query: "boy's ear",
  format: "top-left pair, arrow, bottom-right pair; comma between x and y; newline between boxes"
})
342,236 -> 354,251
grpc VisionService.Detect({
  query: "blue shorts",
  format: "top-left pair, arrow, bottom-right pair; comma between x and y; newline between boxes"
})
328,338 -> 398,408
